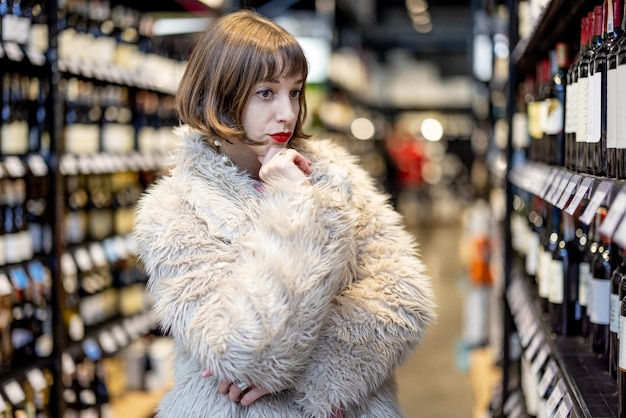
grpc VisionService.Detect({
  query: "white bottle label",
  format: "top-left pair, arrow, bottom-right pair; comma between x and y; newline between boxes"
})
526,232 -> 539,276
588,71 -> 602,143
611,293 -> 621,333
620,314 -> 626,370
607,68 -> 618,149
579,262 -> 590,306
548,258 -> 564,304
590,277 -> 610,325
617,65 -> 626,149
577,76 -> 589,143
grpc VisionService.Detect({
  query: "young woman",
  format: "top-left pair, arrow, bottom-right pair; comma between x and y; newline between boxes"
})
133,9 -> 436,417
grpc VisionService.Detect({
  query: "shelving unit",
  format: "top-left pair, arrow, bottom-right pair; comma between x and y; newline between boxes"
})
500,0 -> 626,416
0,0 -> 189,415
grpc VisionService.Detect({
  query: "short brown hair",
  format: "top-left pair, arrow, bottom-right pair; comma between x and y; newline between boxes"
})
176,9 -> 310,143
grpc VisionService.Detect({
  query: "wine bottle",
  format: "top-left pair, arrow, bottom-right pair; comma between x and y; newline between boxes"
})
611,247 -> 626,378
565,19 -> 586,170
589,207 -> 613,367
544,43 -> 568,166
589,2 -> 609,176
549,212 -> 583,335
606,0 -> 625,177
618,290 -> 626,417
577,11 -> 595,173
616,4 -> 626,178
580,221 -> 595,339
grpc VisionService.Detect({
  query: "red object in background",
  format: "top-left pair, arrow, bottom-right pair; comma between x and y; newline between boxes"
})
385,132 -> 426,188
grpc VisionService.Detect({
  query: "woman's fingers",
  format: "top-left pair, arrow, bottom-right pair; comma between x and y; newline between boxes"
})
217,378 -> 232,395
240,386 -> 271,406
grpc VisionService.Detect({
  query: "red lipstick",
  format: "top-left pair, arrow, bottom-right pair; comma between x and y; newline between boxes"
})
270,132 -> 292,143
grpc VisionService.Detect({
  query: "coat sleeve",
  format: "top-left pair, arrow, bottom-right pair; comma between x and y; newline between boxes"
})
292,162 -> 436,417
133,175 -> 356,392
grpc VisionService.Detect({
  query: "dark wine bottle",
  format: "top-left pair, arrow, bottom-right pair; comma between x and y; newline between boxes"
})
544,43 -> 569,166
589,2 -> 610,176
550,212 -> 583,335
566,18 -> 586,170
577,11 -> 595,173
611,248 -> 626,378
606,0 -> 624,177
589,207 -> 613,368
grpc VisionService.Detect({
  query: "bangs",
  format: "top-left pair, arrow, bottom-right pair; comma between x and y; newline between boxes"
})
256,40 -> 309,82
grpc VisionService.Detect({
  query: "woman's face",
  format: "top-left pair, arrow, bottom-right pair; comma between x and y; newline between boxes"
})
241,73 -> 304,158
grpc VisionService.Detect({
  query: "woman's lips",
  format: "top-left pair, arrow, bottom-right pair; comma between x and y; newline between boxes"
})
270,133 -> 291,143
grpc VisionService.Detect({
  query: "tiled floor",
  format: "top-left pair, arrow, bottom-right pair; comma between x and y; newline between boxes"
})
396,222 -> 498,418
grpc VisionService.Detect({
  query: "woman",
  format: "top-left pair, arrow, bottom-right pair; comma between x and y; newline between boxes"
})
133,9 -> 435,418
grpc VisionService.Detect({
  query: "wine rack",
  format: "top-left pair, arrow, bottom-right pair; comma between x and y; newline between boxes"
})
0,0 -> 185,416
503,0 -> 626,416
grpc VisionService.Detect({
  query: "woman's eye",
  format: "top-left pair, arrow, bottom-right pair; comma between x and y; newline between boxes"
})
290,89 -> 302,99
257,89 -> 273,99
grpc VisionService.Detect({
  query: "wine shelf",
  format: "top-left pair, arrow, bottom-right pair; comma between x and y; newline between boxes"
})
508,275 -> 618,418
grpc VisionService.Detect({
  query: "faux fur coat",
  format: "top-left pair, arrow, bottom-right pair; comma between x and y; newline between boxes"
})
133,127 -> 436,418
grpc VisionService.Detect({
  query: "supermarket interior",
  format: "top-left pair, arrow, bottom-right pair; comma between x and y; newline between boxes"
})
4,0 -> 626,417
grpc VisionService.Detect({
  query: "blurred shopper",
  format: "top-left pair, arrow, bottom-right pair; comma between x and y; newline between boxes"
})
133,9 -> 435,418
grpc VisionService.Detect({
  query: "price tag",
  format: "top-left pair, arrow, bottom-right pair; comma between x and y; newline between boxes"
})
26,48 -> 46,66
26,154 -> 49,177
26,368 -> 49,392
554,393 -> 573,418
3,379 -> 25,405
82,338 -> 102,361
27,261 -> 46,284
525,331 -> 545,360
614,217 -> 626,249
60,252 -> 78,276
544,171 -> 564,203
599,186 -> 626,238
3,156 -> 26,178
540,169 -> 559,199
538,360 -> 558,397
546,379 -> 566,416
556,175 -> 582,209
111,324 -> 129,347
59,154 -> 74,175
73,248 -> 93,272
9,267 -> 29,291
530,346 -> 550,374
503,390 -> 523,414
62,352 -> 76,375
3,42 -> 24,62
98,330 -> 118,355
565,177 -> 594,215
89,243 -> 108,268
579,181 -> 614,225
549,172 -> 572,205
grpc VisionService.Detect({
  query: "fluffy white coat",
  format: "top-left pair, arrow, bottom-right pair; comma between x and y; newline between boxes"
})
133,128 -> 436,417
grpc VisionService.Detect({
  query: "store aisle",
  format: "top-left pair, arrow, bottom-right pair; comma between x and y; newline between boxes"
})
396,222 -> 475,418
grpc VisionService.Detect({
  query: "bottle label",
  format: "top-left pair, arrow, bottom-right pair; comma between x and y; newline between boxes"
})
539,250 -> 552,298
526,232 -> 539,276
565,82 -> 578,135
543,98 -> 564,135
607,68 -> 619,149
579,262 -> 590,306
548,258 -> 564,303
577,76 -> 589,143
588,72 -> 602,143
617,65 -> 626,149
611,293 -> 620,333
590,277 -> 610,324
620,314 -> 626,370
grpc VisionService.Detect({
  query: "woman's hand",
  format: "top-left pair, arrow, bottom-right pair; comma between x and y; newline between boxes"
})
201,369 -> 273,406
258,147 -> 312,186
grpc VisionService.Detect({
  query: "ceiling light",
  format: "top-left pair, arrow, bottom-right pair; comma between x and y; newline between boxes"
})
197,0 -> 224,9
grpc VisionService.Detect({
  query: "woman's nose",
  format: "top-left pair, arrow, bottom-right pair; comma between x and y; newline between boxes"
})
275,95 -> 297,123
